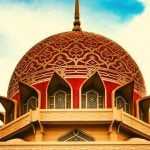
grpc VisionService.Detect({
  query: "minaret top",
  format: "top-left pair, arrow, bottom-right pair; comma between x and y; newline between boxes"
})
72,0 -> 82,31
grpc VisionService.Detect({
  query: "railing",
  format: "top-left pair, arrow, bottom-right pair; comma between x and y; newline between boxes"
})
0,112 -> 31,138
122,112 -> 150,137
39,109 -> 113,123
0,108 -> 150,140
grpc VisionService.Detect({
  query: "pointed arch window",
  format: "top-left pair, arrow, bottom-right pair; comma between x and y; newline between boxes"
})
81,72 -> 105,109
49,90 -> 71,109
24,96 -> 38,113
58,129 -> 95,142
87,90 -> 97,108
55,91 -> 65,109
115,96 -> 129,112
82,90 -> 103,109
48,73 -> 71,109
114,81 -> 134,114
19,82 -> 39,115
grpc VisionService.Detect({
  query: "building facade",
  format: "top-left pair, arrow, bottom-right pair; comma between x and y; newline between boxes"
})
0,0 -> 150,149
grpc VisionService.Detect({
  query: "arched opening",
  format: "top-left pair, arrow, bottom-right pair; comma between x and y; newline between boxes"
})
58,129 -> 95,142
0,97 -> 16,123
81,72 -> 105,109
138,98 -> 150,123
115,96 -> 128,111
19,82 -> 39,115
47,73 -> 71,109
24,96 -> 38,112
87,90 -> 98,108
55,90 -> 66,109
113,81 -> 134,114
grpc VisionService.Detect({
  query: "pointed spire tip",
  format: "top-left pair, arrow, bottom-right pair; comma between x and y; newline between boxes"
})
72,0 -> 82,31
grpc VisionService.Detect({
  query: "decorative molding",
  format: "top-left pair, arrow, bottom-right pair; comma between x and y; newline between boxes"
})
0,142 -> 150,150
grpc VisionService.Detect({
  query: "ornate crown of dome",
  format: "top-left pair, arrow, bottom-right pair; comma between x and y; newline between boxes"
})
7,0 -> 145,99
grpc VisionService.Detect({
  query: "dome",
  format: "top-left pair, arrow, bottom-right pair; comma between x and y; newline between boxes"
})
8,31 -> 146,99
1,0 -> 149,145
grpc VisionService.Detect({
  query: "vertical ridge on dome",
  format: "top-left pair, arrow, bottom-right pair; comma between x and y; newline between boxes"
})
72,0 -> 82,31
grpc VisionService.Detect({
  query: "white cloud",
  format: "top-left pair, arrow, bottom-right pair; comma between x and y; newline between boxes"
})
111,0 -> 150,94
0,3 -> 73,97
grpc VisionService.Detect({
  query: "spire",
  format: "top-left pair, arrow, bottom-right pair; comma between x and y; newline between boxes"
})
72,0 -> 82,31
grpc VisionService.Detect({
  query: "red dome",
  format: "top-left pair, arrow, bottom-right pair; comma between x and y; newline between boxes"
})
8,31 -> 146,99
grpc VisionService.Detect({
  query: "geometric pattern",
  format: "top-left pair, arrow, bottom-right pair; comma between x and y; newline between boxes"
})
58,129 -> 95,141
7,31 -> 146,98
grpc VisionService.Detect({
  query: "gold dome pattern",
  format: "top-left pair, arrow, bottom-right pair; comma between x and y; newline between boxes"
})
8,31 -> 146,98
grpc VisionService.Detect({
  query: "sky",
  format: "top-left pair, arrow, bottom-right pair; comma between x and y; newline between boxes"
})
0,0 -> 150,99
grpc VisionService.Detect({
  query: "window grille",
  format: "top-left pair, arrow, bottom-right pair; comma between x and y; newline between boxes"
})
81,90 -> 104,109
115,96 -> 129,113
24,96 -> 38,113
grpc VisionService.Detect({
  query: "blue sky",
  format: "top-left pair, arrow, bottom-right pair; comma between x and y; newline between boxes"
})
0,0 -> 150,97
0,0 -> 145,21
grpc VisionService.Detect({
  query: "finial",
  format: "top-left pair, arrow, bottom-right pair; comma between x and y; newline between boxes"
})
72,0 -> 82,31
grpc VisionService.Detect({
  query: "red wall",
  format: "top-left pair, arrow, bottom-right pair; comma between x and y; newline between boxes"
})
12,79 -> 142,116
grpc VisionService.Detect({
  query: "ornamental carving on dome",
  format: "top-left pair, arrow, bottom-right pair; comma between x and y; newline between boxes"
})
8,32 -> 146,98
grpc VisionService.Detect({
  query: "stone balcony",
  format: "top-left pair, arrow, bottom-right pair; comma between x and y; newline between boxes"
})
0,108 -> 150,140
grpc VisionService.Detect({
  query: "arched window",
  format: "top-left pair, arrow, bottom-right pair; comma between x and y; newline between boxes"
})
87,90 -> 97,108
81,73 -> 105,109
47,73 -> 71,109
114,81 -> 134,114
115,96 -> 129,112
49,90 -> 71,109
55,91 -> 65,109
24,96 -> 38,113
19,82 -> 39,115
58,129 -> 95,142
82,90 -> 103,109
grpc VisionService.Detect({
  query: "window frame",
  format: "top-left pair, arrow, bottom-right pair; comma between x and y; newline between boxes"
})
115,96 -> 129,113
24,96 -> 38,113
81,90 -> 104,109
48,90 -> 71,109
